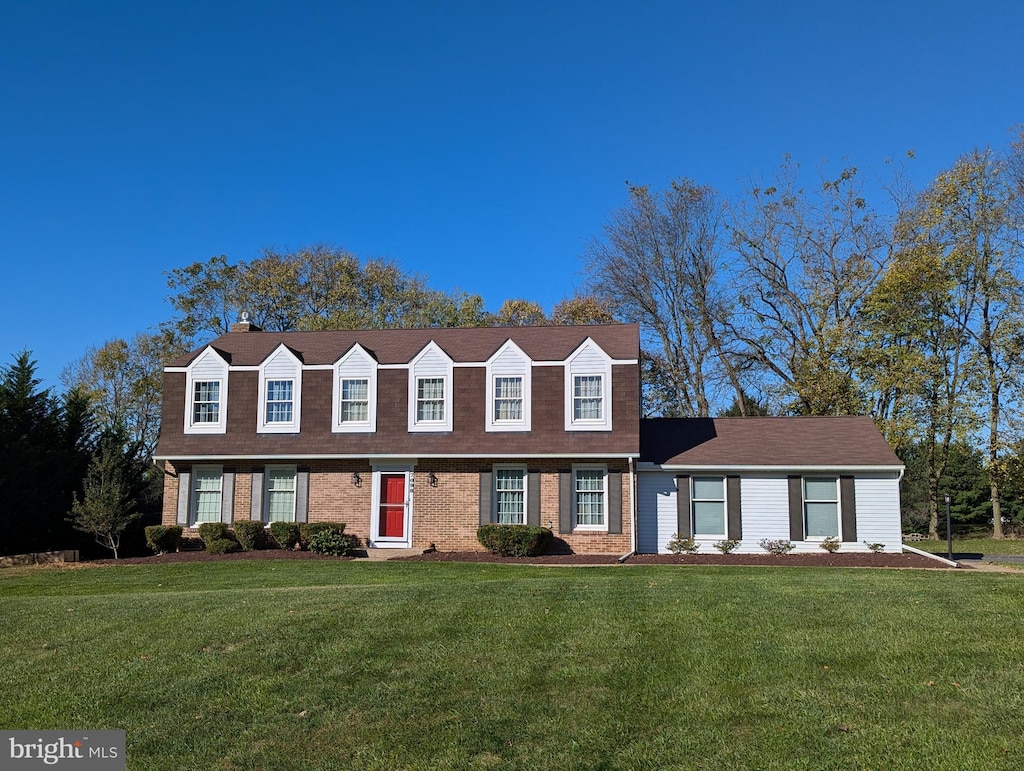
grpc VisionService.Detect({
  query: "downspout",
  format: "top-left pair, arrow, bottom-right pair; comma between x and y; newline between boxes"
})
619,456 -> 637,563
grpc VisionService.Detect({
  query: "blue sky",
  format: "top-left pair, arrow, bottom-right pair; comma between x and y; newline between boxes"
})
2,0 -> 1022,388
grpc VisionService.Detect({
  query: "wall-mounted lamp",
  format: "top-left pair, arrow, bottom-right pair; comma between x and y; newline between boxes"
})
428,471 -> 438,487
351,472 -> 362,488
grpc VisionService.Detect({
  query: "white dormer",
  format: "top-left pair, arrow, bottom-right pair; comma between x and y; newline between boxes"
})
257,344 -> 302,434
564,337 -> 613,432
408,341 -> 454,432
485,340 -> 531,432
332,344 -> 378,433
184,346 -> 229,435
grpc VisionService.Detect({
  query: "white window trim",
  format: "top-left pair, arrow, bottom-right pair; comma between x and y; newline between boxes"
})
191,465 -> 223,526
572,464 -> 608,532
264,464 -> 297,523
485,340 -> 531,432
332,344 -> 378,433
184,347 -> 228,435
257,345 -> 302,434
691,476 -> 727,538
564,338 -> 613,432
493,464 -> 528,525
804,476 -> 841,540
408,341 -> 454,432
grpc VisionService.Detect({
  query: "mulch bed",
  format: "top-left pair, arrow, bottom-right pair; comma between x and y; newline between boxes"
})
82,550 -> 955,569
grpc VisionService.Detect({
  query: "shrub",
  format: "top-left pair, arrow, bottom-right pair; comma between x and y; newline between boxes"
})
233,520 -> 270,551
269,521 -> 301,549
820,536 -> 842,553
299,522 -> 346,550
144,525 -> 183,555
206,537 -> 241,555
308,529 -> 356,557
713,539 -> 740,554
759,538 -> 795,555
865,541 -> 885,553
666,534 -> 700,554
476,525 -> 553,557
197,522 -> 230,546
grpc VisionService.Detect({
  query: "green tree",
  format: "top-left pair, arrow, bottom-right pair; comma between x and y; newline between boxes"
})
68,429 -> 145,559
492,299 -> 549,327
552,295 -> 616,325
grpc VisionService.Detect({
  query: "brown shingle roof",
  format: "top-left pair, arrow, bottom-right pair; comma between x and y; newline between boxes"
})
640,417 -> 902,468
168,324 -> 640,367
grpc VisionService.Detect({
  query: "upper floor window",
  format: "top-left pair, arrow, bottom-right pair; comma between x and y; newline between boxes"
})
804,477 -> 839,538
333,344 -> 377,433
193,381 -> 221,424
258,344 -> 302,433
265,380 -> 294,423
564,338 -> 612,431
184,347 -> 228,434
408,341 -> 454,432
486,340 -> 531,432
692,477 -> 726,536
574,466 -> 607,529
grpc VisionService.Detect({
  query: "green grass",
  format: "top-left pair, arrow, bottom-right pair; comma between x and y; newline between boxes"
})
915,538 -> 1024,556
3,560 -> 1024,770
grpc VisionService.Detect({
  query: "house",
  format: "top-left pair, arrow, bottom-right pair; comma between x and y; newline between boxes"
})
153,322 -> 904,555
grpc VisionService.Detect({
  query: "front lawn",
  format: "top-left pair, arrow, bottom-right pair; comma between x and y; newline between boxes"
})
2,561 -> 1023,769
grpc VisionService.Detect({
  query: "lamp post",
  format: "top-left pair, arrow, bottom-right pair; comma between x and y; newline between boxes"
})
944,493 -> 952,561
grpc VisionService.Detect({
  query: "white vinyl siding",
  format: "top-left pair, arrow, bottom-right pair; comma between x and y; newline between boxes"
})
738,477 -> 790,546
637,471 -> 677,553
266,466 -> 297,523
258,345 -> 302,433
333,345 -> 377,432
854,476 -> 903,551
192,467 -> 222,524
804,477 -> 839,538
485,340 -> 531,431
494,467 -> 526,524
574,467 -> 607,529
692,477 -> 726,536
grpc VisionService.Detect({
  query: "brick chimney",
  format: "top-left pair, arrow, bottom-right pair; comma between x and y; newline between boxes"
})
230,311 -> 261,333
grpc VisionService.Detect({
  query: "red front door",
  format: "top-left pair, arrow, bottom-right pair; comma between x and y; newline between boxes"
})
379,474 -> 406,538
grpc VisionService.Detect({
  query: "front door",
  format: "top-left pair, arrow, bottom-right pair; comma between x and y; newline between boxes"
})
379,473 -> 406,539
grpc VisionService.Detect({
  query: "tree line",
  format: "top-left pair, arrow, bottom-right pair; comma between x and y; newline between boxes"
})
32,126 -> 1024,549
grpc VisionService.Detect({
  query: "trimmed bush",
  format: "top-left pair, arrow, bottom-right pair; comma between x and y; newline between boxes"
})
477,525 -> 553,557
269,521 -> 301,550
713,539 -> 740,554
819,536 -> 842,553
233,520 -> 271,551
144,525 -> 183,555
666,534 -> 700,554
197,522 -> 231,546
206,537 -> 242,555
298,522 -> 346,550
759,538 -> 795,555
865,541 -> 885,553
308,528 -> 356,557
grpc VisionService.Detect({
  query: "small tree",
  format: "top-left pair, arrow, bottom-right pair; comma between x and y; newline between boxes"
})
68,432 -> 142,559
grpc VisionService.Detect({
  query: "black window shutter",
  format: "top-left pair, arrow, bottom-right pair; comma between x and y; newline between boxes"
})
788,476 -> 804,541
527,471 -> 541,527
558,470 -> 573,534
479,470 -> 492,526
176,470 -> 191,527
727,475 -> 742,540
675,475 -> 691,538
607,471 -> 622,534
840,475 -> 857,542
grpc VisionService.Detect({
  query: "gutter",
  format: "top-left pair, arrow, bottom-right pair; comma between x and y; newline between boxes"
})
902,543 -> 960,568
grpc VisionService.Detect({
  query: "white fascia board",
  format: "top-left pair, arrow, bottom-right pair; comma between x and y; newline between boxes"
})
156,452 -> 641,462
168,359 -> 639,373
636,463 -> 905,474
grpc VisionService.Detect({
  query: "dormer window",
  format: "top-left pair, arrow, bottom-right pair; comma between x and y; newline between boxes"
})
339,379 -> 369,422
485,340 -> 531,432
408,341 -> 454,432
564,338 -> 613,431
184,347 -> 228,434
258,344 -> 302,433
333,344 -> 377,433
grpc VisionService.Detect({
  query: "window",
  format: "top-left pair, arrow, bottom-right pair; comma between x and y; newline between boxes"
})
266,466 -> 296,523
494,467 -> 526,524
192,467 -> 222,524
804,477 -> 839,538
265,380 -> 294,423
192,381 -> 220,424
494,376 -> 523,422
574,467 -> 606,528
339,378 -> 369,423
692,477 -> 726,536
416,377 -> 446,423
573,375 -> 604,421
